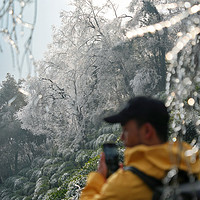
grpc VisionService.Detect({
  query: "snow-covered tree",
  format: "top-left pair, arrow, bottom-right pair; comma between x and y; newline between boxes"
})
17,0 -> 176,151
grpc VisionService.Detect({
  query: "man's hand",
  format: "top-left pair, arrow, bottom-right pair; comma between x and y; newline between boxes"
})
97,152 -> 107,179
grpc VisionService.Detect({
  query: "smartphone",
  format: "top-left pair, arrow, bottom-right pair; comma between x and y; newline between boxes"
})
103,143 -> 119,177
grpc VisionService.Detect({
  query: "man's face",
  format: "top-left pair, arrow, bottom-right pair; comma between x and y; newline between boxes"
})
120,120 -> 144,148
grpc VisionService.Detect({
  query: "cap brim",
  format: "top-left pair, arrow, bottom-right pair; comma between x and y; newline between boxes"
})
104,113 -> 128,124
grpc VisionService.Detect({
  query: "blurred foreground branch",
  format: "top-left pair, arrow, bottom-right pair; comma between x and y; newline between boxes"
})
0,0 -> 37,75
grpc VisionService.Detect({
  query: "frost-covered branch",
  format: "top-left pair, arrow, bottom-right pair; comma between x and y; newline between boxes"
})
0,0 -> 37,73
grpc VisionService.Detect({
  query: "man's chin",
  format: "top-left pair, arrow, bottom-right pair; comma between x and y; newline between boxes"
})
124,143 -> 134,148
124,143 -> 139,148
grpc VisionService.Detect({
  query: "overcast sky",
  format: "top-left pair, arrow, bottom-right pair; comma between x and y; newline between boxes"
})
0,0 -> 69,83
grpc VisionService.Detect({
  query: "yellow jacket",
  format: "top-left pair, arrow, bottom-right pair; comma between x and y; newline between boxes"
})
80,142 -> 200,200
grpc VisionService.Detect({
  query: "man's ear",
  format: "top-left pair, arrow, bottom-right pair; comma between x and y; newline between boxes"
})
143,123 -> 154,139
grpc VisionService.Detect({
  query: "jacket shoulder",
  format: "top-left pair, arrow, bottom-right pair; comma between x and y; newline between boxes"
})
100,168 -> 152,200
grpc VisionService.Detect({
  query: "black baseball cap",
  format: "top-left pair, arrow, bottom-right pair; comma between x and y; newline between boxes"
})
104,96 -> 169,126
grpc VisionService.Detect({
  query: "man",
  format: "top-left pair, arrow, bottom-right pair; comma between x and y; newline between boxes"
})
80,96 -> 200,200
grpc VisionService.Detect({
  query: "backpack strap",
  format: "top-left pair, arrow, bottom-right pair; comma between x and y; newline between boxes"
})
124,166 -> 200,200
124,166 -> 162,191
